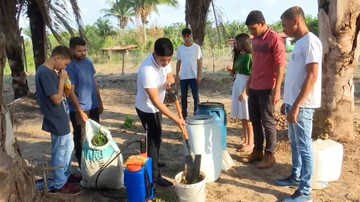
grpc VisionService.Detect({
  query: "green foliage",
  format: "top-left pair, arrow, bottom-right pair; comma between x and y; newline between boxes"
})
305,15 -> 319,36
270,21 -> 283,33
18,12 -> 319,71
91,128 -> 108,147
122,114 -> 135,129
94,17 -> 116,40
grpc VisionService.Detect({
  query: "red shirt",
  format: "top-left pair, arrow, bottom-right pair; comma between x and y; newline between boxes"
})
250,28 -> 285,90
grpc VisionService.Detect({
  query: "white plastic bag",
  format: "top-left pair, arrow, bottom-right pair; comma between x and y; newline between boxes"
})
222,150 -> 235,171
80,119 -> 124,189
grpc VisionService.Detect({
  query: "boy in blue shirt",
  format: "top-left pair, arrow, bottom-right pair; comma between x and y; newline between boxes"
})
66,37 -> 103,170
35,45 -> 82,195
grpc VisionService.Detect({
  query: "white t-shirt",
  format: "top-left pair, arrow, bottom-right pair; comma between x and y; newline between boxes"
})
176,43 -> 203,80
283,32 -> 323,108
135,54 -> 172,113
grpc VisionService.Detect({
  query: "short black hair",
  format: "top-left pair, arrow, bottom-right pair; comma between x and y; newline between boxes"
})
154,38 -> 173,57
182,28 -> 191,36
69,37 -> 86,48
281,6 -> 305,21
245,10 -> 266,26
50,45 -> 72,59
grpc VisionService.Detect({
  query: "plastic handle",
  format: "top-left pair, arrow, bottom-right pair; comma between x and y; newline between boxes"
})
174,100 -> 189,140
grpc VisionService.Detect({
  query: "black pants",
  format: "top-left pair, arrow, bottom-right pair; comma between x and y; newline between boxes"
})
70,108 -> 100,166
136,108 -> 162,180
180,78 -> 200,120
248,88 -> 277,154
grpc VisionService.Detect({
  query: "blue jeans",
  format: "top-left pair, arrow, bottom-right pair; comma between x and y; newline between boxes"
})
285,104 -> 315,194
180,78 -> 200,120
51,133 -> 74,189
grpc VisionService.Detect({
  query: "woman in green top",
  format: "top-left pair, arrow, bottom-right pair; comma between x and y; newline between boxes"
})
227,33 -> 254,152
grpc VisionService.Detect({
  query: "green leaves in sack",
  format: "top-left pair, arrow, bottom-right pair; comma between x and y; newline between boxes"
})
91,128 -> 108,147
122,115 -> 135,129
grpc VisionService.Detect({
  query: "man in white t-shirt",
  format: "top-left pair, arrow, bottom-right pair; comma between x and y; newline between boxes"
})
135,38 -> 186,188
176,28 -> 203,120
275,6 -> 322,202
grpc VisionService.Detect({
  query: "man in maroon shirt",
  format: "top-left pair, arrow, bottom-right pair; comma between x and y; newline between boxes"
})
242,10 -> 285,168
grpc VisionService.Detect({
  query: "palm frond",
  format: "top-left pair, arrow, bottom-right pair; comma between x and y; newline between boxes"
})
68,0 -> 85,38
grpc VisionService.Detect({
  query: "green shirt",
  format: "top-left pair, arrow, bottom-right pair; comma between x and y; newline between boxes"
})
234,53 -> 252,75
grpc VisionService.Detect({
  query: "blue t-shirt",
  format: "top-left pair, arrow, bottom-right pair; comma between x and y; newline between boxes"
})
66,57 -> 99,112
35,65 -> 70,136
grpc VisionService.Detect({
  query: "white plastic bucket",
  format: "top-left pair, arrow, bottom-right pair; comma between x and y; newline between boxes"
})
184,115 -> 222,183
175,171 -> 206,202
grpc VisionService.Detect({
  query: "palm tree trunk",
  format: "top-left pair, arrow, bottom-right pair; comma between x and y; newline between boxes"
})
143,24 -> 147,42
0,0 -> 30,99
185,0 -> 212,46
313,0 -> 360,140
28,0 -> 46,70
0,33 -> 41,202
211,0 -> 221,46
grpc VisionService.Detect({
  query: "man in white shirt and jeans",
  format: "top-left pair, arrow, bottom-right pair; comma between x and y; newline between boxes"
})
176,28 -> 203,120
275,6 -> 322,202
135,38 -> 186,188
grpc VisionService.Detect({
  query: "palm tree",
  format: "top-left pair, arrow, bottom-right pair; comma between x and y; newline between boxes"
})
101,0 -> 135,30
0,32 -> 42,201
185,0 -> 212,46
94,17 -> 116,40
0,0 -> 86,98
125,0 -> 179,42
0,0 -> 30,98
313,0 -> 360,140
27,0 -> 86,69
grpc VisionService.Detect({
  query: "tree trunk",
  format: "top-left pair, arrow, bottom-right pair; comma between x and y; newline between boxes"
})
0,0 -> 30,99
314,0 -> 360,140
185,0 -> 211,47
143,24 -> 147,42
0,33 -> 42,202
28,0 -> 46,70
211,0 -> 222,45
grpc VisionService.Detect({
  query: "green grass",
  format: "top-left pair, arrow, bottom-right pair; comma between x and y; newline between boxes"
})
153,189 -> 178,202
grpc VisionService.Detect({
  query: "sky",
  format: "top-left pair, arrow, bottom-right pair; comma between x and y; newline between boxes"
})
19,0 -> 319,32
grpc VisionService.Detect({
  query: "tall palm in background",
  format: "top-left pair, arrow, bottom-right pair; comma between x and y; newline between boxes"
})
94,17 -> 116,40
27,0 -> 85,68
125,0 -> 179,42
101,0 -> 136,30
0,0 -> 30,98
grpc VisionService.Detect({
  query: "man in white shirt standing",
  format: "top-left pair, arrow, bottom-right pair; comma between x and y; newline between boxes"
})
275,6 -> 322,202
135,38 -> 186,188
176,28 -> 203,120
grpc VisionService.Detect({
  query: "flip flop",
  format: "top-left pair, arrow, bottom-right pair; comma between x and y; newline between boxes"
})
236,144 -> 247,152
239,148 -> 253,152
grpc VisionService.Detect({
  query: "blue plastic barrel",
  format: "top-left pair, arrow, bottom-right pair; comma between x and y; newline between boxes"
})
195,102 -> 227,151
124,157 -> 154,202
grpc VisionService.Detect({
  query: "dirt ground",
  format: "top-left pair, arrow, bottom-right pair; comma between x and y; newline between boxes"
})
5,55 -> 360,202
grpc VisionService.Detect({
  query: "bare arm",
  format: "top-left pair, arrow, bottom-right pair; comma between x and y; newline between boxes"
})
69,85 -> 83,113
293,63 -> 318,107
93,75 -> 102,104
197,58 -> 202,78
241,75 -> 251,95
167,72 -> 175,84
50,80 -> 65,105
146,88 -> 179,122
274,65 -> 284,94
176,60 -> 181,79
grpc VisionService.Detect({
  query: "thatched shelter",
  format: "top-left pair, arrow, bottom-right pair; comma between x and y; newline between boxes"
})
100,45 -> 138,75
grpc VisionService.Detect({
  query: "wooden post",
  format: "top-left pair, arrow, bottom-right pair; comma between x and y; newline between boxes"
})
109,50 -> 112,64
122,51 -> 125,75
